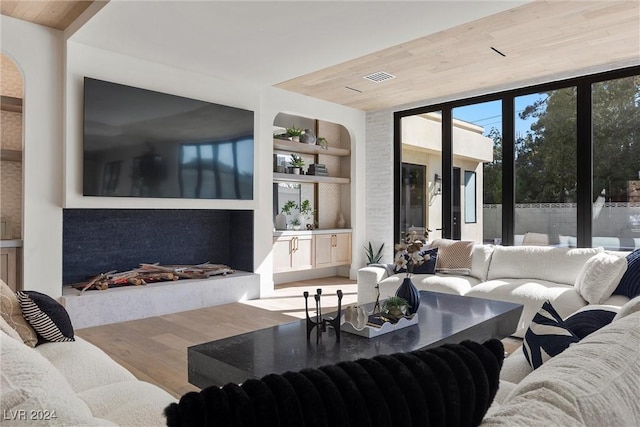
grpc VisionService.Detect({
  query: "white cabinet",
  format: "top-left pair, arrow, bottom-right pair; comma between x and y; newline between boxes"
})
273,234 -> 314,273
0,247 -> 19,291
314,232 -> 352,268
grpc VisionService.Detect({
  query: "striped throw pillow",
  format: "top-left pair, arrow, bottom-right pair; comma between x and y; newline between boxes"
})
523,301 -> 579,369
17,291 -> 74,343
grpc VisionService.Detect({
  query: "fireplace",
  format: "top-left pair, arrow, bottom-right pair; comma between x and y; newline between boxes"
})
61,208 -> 257,328
62,208 -> 253,285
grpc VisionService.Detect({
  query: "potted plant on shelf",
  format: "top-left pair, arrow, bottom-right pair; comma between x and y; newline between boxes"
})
316,136 -> 328,150
290,217 -> 302,230
289,154 -> 305,174
286,126 -> 303,142
297,199 -> 315,229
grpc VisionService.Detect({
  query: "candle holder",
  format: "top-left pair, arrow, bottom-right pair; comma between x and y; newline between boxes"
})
304,288 -> 343,344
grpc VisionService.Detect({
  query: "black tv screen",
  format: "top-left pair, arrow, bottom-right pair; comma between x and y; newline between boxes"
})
83,78 -> 254,200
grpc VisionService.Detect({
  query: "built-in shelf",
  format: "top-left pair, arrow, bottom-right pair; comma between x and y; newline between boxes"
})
273,172 -> 349,184
0,149 -> 22,162
0,96 -> 22,113
273,138 -> 350,156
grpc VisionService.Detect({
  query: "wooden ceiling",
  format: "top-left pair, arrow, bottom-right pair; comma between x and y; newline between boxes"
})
0,1 -> 95,31
276,0 -> 640,111
2,1 -> 638,112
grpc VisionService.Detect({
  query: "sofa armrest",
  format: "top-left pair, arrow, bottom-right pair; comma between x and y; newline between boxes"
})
357,265 -> 391,305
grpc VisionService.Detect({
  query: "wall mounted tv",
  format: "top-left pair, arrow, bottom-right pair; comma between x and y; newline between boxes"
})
83,77 -> 254,200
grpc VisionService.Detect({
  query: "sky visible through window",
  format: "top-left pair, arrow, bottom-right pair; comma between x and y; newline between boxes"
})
453,93 -> 543,137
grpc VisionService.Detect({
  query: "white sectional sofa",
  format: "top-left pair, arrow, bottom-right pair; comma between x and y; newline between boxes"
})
483,303 -> 640,425
358,244 -> 631,337
0,329 -> 175,426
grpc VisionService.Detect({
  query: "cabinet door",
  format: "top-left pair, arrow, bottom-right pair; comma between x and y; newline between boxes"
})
0,248 -> 17,291
314,234 -> 334,268
273,237 -> 293,273
333,233 -> 352,265
291,235 -> 314,271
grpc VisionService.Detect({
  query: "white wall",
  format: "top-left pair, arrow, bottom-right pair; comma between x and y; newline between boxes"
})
1,16 -> 366,298
62,43 -> 366,297
1,16 -> 64,297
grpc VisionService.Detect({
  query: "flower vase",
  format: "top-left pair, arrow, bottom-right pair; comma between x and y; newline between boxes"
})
395,276 -> 420,315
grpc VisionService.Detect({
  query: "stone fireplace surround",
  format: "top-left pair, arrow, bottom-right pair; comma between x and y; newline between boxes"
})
61,209 -> 258,328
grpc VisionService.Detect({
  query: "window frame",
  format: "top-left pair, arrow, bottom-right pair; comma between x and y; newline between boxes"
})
393,65 -> 640,246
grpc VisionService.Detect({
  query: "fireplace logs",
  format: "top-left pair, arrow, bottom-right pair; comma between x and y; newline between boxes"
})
68,263 -> 235,293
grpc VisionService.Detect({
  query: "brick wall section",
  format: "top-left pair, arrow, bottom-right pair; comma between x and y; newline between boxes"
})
365,110 -> 395,263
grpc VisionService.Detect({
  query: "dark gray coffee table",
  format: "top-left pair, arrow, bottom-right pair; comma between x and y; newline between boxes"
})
188,291 -> 522,388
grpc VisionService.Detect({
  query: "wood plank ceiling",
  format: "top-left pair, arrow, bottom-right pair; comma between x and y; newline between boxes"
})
276,0 -> 640,111
0,1 -> 95,30
2,1 -> 638,112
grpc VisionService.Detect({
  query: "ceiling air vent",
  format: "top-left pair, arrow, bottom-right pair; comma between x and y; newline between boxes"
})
363,71 -> 396,83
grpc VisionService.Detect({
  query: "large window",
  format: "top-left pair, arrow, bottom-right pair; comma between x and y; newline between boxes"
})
514,89 -> 577,246
592,75 -> 640,250
394,66 -> 640,249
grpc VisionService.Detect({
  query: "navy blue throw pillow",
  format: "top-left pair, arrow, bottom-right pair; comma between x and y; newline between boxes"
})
413,248 -> 438,274
564,308 -> 616,339
394,247 -> 438,275
523,301 -> 579,369
613,249 -> 640,299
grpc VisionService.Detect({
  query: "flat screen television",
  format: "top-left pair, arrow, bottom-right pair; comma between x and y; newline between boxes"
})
83,77 -> 254,200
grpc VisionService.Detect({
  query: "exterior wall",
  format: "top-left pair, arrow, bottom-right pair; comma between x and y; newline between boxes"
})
484,203 -> 640,250
1,16 -> 64,297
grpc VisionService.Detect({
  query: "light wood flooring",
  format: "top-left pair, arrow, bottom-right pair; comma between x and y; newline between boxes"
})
76,277 -> 521,399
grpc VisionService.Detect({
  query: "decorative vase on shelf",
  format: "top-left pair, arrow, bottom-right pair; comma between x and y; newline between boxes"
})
300,129 -> 316,145
275,213 -> 287,230
395,277 -> 420,315
336,213 -> 345,228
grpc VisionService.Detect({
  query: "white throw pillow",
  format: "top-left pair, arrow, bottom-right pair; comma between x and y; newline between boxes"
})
574,253 -> 627,304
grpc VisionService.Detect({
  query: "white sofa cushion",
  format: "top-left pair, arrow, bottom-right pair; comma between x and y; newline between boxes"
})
574,252 -> 627,304
78,381 -> 175,427
614,295 -> 640,321
470,244 -> 494,281
377,273 -> 481,301
466,279 -> 587,338
35,336 -> 136,393
484,311 -> 640,426
487,246 -> 602,285
0,331 -> 113,426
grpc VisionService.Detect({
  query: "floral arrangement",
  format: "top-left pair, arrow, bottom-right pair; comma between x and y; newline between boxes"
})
394,230 -> 431,277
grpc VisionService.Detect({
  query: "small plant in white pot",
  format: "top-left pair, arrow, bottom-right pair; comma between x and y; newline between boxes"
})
289,154 -> 305,174
290,217 -> 302,230
297,199 -> 315,229
286,126 -> 303,142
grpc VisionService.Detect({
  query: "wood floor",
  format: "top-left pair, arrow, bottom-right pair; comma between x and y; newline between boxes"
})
76,277 -> 521,399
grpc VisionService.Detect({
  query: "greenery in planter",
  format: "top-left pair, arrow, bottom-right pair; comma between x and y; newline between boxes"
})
298,199 -> 314,216
364,242 -> 385,265
286,126 -> 303,137
281,200 -> 297,215
290,154 -> 305,168
316,136 -> 328,150
381,296 -> 410,320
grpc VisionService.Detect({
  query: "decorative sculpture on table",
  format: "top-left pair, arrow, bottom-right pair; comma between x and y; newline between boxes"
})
304,288 -> 343,343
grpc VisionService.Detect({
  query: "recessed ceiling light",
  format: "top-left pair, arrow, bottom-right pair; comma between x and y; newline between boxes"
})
363,71 -> 396,83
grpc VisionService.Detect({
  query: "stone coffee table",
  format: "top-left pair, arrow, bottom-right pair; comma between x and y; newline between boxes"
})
188,291 -> 523,388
